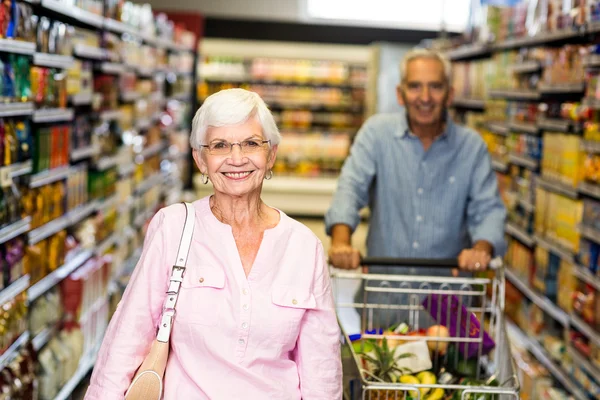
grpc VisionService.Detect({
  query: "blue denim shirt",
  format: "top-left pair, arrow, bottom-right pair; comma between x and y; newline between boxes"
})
325,110 -> 507,278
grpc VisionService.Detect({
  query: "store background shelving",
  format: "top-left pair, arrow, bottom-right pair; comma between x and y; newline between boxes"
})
0,0 -> 197,397
442,2 -> 600,398
193,38 -> 371,217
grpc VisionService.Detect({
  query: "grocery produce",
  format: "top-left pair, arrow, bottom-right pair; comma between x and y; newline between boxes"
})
399,375 -> 420,397
426,325 -> 450,355
356,338 -> 416,383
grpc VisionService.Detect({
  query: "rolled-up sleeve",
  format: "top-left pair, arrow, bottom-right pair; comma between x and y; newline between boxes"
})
295,243 -> 342,399
467,142 -> 507,256
85,210 -> 169,400
325,120 -> 378,235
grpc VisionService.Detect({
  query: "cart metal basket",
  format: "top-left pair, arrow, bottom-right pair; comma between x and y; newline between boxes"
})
333,257 -> 520,400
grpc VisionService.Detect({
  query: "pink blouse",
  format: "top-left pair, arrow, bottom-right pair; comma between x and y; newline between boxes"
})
85,196 -> 342,399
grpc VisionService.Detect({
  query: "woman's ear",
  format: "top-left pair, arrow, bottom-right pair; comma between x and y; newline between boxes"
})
267,144 -> 278,169
192,149 -> 207,174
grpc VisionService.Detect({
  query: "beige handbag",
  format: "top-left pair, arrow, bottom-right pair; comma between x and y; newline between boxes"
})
125,202 -> 195,400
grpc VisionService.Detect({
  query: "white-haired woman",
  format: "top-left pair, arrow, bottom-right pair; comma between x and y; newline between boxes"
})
85,88 -> 343,399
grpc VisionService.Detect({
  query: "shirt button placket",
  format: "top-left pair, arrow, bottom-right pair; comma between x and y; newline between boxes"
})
238,286 -> 251,359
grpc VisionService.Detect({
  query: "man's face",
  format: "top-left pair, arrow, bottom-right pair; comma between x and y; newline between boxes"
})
397,57 -> 453,129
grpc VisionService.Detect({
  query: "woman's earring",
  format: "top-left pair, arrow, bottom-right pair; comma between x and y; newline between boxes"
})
202,173 -> 209,184
265,170 -> 273,180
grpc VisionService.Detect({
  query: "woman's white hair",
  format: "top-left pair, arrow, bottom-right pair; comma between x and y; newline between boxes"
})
190,88 -> 281,149
400,48 -> 452,84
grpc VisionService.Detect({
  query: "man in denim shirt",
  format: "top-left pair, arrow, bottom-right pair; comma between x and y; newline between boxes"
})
326,48 -> 506,287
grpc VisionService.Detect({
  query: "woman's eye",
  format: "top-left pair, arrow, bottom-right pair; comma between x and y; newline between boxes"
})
245,140 -> 260,147
212,142 -> 228,149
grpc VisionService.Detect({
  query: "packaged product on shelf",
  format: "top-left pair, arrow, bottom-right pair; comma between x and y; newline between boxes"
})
506,238 -> 534,281
541,45 -> 585,86
0,344 -> 37,399
1,236 -> 25,288
0,292 -> 28,353
29,287 -> 61,335
572,282 -> 598,329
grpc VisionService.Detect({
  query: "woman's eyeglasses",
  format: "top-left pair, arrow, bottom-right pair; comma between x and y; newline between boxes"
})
200,139 -> 271,155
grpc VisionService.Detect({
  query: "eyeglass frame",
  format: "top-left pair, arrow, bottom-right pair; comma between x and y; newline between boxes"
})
199,139 -> 271,155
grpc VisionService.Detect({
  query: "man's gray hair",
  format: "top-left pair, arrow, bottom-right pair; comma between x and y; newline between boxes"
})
190,88 -> 281,149
400,48 -> 452,84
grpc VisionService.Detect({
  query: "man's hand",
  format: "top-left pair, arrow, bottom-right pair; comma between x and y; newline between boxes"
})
454,241 -> 494,276
328,243 -> 361,270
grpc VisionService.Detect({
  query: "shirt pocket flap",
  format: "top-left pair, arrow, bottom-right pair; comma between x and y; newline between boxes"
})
182,266 -> 225,289
271,285 -> 316,309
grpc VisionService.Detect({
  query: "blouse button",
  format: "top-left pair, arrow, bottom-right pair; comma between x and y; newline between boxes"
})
199,277 -> 204,283
292,299 -> 298,305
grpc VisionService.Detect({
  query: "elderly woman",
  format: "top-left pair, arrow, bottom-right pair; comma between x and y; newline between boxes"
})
85,88 -> 342,399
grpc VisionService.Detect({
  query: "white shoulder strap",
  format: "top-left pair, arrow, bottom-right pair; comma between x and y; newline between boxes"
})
156,202 -> 195,342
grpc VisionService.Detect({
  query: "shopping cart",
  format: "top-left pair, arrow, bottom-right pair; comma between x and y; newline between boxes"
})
334,257 -> 520,400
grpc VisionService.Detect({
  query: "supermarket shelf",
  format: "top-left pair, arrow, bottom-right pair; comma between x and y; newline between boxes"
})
0,332 -> 30,372
580,224 -> 600,244
583,53 -> 600,68
104,18 -> 138,36
32,327 -> 56,352
579,181 -> 600,200
73,44 -> 107,60
41,0 -> 104,28
537,117 -> 572,133
121,91 -> 142,102
571,313 -> 600,347
28,201 -> 98,245
96,232 -> 120,255
486,121 -> 509,136
118,162 -> 136,176
534,234 -> 576,264
536,176 -> 578,199
509,61 -> 542,74
0,102 -> 34,117
537,82 -> 585,94
494,29 -> 583,50
99,109 -> 122,121
71,145 -> 100,161
488,88 -> 540,100
99,62 -> 126,75
33,53 -> 74,69
505,268 -> 569,326
135,117 -> 151,131
96,194 -> 118,213
29,166 -> 71,188
54,346 -> 100,400
135,173 -> 165,194
581,140 -> 600,153
95,155 -> 119,171
70,92 -> 93,106
508,153 -> 539,170
136,66 -> 155,77
573,264 -> 600,292
0,38 -> 36,55
491,158 -> 509,173
0,217 -> 32,245
508,120 -> 539,135
140,141 -> 165,158
28,249 -> 94,302
567,346 -> 600,380
505,222 -> 536,247
451,97 -> 485,110
6,160 -> 32,178
446,43 -> 490,61
518,198 -> 535,213
0,275 -> 30,307
32,108 -> 75,123
506,321 -> 588,400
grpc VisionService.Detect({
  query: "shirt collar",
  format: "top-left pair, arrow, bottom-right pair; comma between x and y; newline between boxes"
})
395,110 -> 455,142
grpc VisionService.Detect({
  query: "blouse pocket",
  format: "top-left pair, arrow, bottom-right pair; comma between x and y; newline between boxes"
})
270,284 -> 317,346
175,265 -> 225,326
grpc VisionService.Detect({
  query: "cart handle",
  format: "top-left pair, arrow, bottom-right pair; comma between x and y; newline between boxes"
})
359,256 -> 503,270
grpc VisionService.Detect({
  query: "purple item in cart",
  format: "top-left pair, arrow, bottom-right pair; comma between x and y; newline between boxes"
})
422,293 -> 495,359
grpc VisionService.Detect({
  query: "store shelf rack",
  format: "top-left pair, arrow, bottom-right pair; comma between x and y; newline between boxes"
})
0,217 -> 32,246
505,221 -> 535,248
505,268 -> 569,326
0,275 -> 30,307
0,332 -> 31,371
506,321 -> 588,400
